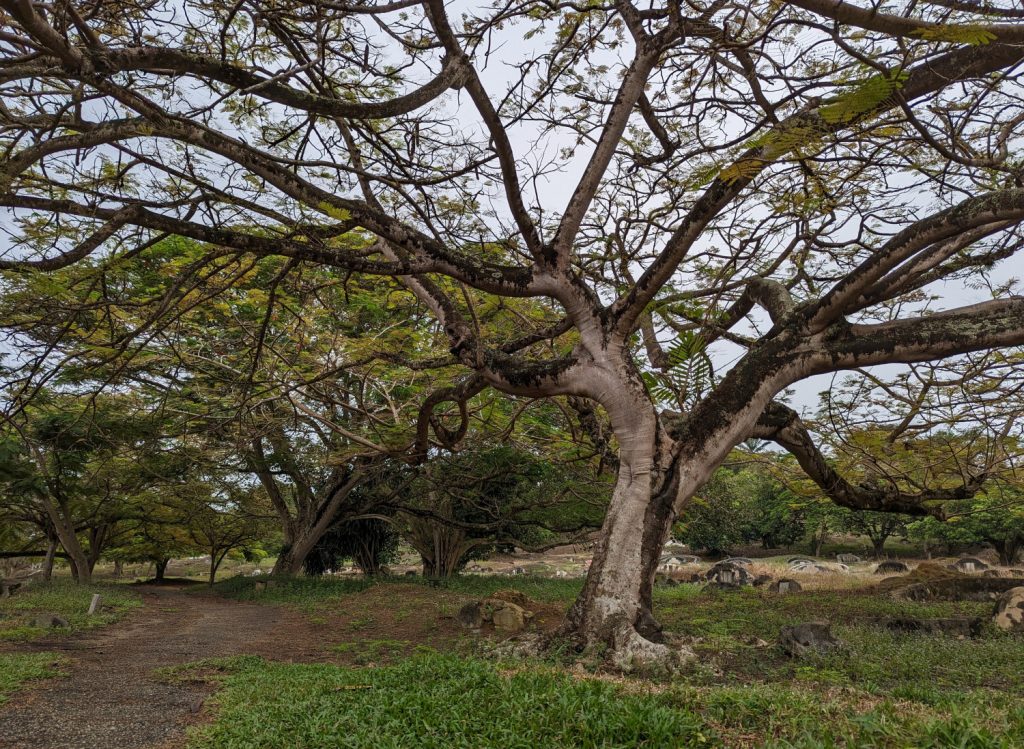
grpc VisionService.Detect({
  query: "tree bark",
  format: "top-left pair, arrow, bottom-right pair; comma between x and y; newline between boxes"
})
154,558 -> 168,582
555,373 -> 688,668
994,537 -> 1022,567
872,536 -> 888,560
42,537 -> 56,582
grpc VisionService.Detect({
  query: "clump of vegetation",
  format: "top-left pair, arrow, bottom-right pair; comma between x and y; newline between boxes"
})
0,581 -> 140,641
0,653 -> 65,704
186,653 -> 714,749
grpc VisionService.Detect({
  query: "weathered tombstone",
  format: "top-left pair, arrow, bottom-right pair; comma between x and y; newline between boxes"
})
836,553 -> 861,565
771,579 -> 802,593
954,557 -> 989,573
778,622 -> 842,657
457,602 -> 484,630
88,593 -> 102,615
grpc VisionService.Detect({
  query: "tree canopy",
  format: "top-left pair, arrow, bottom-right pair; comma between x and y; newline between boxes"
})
2,0 -> 1024,665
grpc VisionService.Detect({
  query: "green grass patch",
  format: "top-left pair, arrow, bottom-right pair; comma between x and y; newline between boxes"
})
187,653 -> 715,749
0,653 -> 66,704
0,581 -> 141,641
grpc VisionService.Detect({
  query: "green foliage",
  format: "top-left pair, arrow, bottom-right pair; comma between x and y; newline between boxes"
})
0,653 -> 65,705
908,481 -> 1024,564
912,25 -> 997,45
674,460 -> 803,554
304,518 -> 400,576
643,332 -> 714,408
819,71 -> 909,126
187,653 -> 715,748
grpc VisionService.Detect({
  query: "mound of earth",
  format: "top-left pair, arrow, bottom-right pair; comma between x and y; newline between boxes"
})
878,562 -> 1023,601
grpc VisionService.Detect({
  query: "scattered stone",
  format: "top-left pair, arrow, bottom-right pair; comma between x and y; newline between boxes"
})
779,622 -> 842,657
993,587 -> 1024,632
32,614 -> 69,629
788,557 -> 816,566
868,616 -> 983,638
492,602 -> 529,632
874,560 -> 909,575
770,579 -> 802,593
1,580 -> 22,598
722,557 -> 753,566
457,602 -> 484,630
836,553 -> 861,565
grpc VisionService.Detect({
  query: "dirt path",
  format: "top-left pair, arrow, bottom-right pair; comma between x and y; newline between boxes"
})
0,586 -> 325,749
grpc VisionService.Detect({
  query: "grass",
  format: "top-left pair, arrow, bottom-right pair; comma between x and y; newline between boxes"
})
205,573 -> 1024,746
0,653 -> 66,705
181,651 -> 1024,749
0,580 -> 141,641
185,653 -> 715,749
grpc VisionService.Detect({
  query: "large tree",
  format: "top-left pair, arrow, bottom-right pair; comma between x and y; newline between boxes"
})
2,0 -> 1024,665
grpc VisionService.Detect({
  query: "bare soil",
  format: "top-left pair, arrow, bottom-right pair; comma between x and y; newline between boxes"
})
0,585 -> 325,749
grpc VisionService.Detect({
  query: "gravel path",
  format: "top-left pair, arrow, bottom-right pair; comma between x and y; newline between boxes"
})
0,586 -> 324,749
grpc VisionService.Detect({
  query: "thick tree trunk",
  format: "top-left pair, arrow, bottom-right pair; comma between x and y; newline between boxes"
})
39,495 -> 91,584
272,530 -> 320,576
872,536 -> 888,560
995,537 -> 1022,567
113,560 -> 123,578
555,394 -> 687,670
553,352 -> 794,670
154,558 -> 169,582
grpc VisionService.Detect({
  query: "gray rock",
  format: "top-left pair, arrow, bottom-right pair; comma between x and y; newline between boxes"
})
836,553 -> 861,565
787,557 -> 816,566
32,614 -> 69,629
492,602 -> 528,632
722,557 -> 753,566
779,621 -> 842,657
993,586 -> 1024,632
